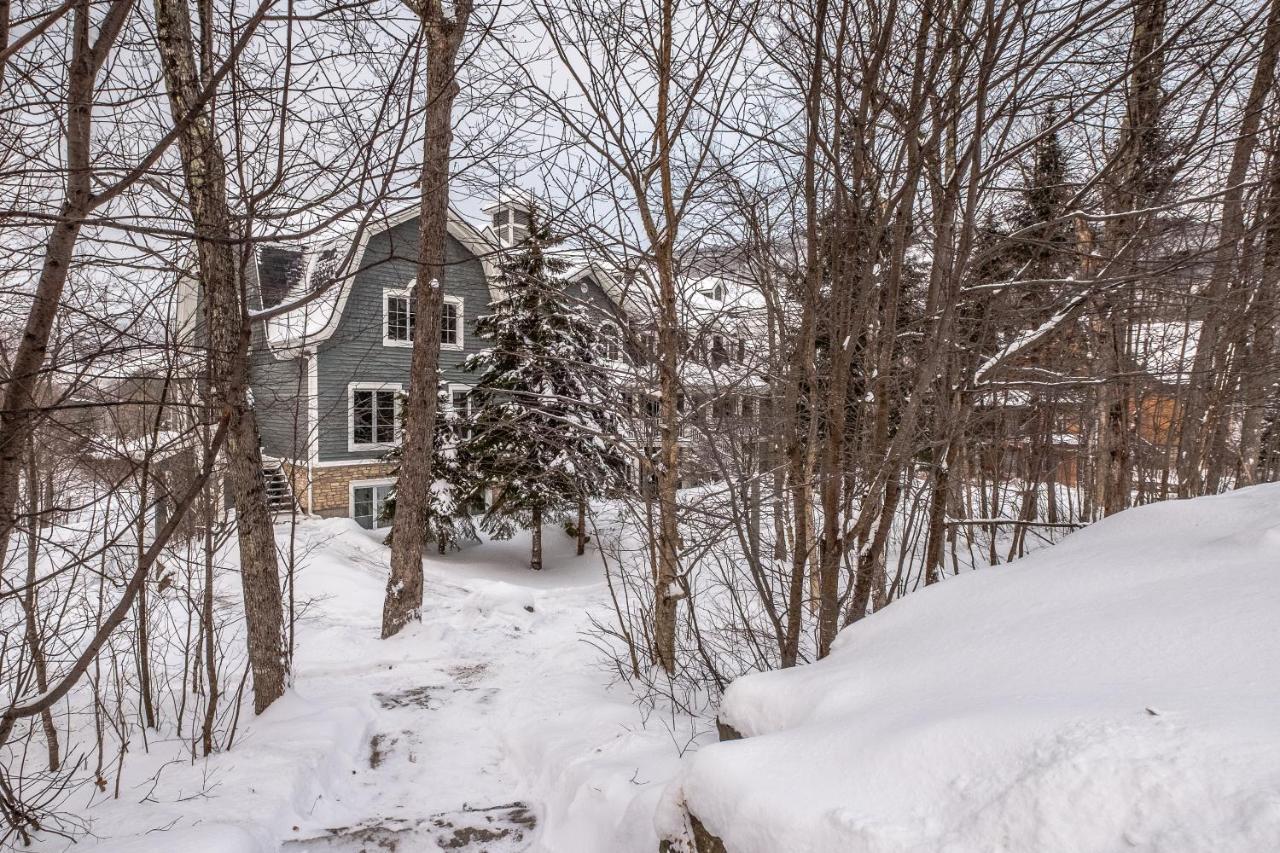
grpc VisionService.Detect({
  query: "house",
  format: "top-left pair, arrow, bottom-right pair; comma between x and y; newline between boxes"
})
246,194 -> 629,528
614,268 -> 771,489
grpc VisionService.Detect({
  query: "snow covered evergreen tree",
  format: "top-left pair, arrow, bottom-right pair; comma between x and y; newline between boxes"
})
382,385 -> 480,553
462,205 -> 627,570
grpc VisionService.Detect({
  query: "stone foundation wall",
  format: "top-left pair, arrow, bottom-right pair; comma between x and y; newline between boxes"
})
281,460 -> 397,517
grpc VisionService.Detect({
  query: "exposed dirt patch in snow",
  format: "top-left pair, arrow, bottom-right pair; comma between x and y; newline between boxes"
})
285,802 -> 536,852
373,685 -> 444,710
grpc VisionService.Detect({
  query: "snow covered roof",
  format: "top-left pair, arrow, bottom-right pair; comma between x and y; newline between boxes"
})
611,265 -> 770,340
1130,319 -> 1200,385
480,187 -> 538,215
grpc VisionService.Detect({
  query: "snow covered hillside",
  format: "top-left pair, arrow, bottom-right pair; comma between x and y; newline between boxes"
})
663,484 -> 1280,853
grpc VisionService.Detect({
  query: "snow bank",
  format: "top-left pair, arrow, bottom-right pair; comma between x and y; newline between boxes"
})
666,484 -> 1280,852
44,521 -> 386,853
66,691 -> 373,853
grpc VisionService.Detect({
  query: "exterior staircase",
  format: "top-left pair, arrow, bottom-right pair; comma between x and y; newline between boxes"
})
262,456 -> 299,517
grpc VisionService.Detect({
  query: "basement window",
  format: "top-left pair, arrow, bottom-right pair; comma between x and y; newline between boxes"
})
352,479 -> 395,529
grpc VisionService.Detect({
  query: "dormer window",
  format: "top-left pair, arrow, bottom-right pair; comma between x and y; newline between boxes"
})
697,281 -> 725,302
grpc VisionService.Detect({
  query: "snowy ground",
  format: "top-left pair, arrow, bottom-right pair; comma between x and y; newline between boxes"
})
49,519 -> 700,853
662,483 -> 1280,853
38,485 -> 1280,852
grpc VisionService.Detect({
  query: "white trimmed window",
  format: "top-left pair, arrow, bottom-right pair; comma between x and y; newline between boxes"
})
386,288 -> 461,350
448,383 -> 474,440
384,288 -> 415,347
441,296 -> 463,350
349,382 -> 401,451
351,479 -> 395,530
600,322 -> 622,362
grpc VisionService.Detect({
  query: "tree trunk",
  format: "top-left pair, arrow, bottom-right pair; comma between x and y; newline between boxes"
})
531,505 -> 543,571
23,446 -> 59,771
653,243 -> 683,674
153,0 -> 285,714
201,487 -> 219,756
135,471 -> 156,729
648,0 -> 684,675
846,476 -> 900,625
1094,0 -> 1167,511
576,496 -> 587,556
382,0 -> 471,639
780,0 -> 827,667
1237,141 -> 1280,484
1180,0 -> 1280,491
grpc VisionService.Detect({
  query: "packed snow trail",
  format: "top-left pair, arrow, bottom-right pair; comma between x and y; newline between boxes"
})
278,520 -> 631,852
61,517 -> 688,853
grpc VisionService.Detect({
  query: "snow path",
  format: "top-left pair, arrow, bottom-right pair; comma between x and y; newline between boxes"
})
46,517 -> 694,853
277,519 -> 667,853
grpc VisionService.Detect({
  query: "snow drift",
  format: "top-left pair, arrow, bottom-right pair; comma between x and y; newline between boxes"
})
665,484 -> 1280,852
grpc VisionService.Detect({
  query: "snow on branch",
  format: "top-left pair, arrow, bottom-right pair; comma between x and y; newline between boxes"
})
972,289 -> 1090,386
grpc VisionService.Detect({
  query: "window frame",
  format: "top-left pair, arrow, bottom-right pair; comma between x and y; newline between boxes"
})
710,334 -> 727,368
441,295 -> 464,351
447,382 -> 474,441
599,321 -> 622,362
383,286 -> 414,348
348,382 -> 402,452
350,477 -> 396,530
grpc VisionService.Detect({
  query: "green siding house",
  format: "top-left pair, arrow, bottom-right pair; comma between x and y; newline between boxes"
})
247,197 -> 628,526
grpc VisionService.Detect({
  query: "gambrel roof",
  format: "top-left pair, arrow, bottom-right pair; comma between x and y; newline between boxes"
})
254,204 -> 498,355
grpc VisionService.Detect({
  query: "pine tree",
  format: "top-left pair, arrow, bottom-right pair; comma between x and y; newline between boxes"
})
461,206 -> 627,570
1011,105 -> 1075,294
382,385 -> 479,553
